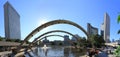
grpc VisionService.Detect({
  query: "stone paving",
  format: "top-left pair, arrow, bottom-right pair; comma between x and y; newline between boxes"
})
80,54 -> 116,57
0,51 -> 11,57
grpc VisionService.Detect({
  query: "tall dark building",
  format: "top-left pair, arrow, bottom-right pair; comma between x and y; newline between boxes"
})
4,2 -> 21,39
43,37 -> 49,44
64,35 -> 70,46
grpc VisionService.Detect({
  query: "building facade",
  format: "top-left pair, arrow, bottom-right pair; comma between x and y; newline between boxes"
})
64,35 -> 70,46
43,37 -> 49,44
87,23 -> 98,36
100,23 -> 104,37
71,34 -> 80,42
4,2 -> 21,39
101,13 -> 110,43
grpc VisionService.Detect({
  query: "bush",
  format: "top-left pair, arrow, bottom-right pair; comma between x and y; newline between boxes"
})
59,42 -> 63,45
114,46 -> 120,57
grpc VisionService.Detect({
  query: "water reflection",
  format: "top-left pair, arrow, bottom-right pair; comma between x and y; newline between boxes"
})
42,45 -> 49,56
64,48 -> 70,57
33,46 -> 86,57
43,48 -> 48,56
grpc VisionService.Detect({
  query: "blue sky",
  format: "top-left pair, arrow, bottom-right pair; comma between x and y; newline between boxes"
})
0,0 -> 120,41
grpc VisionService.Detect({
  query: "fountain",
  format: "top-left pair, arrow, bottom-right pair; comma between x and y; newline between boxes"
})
41,44 -> 50,56
41,44 -> 50,49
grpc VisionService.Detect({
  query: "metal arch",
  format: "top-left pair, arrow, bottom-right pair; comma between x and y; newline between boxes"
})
32,30 -> 80,44
29,30 -> 80,47
37,35 -> 64,41
35,35 -> 74,45
20,20 -> 89,47
32,35 -> 64,43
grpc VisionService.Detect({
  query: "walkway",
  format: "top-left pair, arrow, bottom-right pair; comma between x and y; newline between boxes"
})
0,51 -> 12,57
80,54 -> 115,57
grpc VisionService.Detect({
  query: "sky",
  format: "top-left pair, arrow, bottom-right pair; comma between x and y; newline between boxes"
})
0,0 -> 120,41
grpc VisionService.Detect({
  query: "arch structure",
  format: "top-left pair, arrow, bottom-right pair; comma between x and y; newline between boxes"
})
36,35 -> 64,42
19,20 -> 89,50
34,34 -> 75,46
29,30 -> 80,47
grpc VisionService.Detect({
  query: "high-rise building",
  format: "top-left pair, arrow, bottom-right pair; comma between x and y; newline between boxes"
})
100,23 -> 104,37
101,13 -> 110,43
43,37 -> 49,44
87,23 -> 98,35
71,34 -> 80,42
4,2 -> 21,40
64,35 -> 70,46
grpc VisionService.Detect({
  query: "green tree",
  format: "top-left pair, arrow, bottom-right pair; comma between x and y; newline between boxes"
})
90,34 -> 105,48
114,46 -> 120,57
59,42 -> 63,45
51,41 -> 55,45
118,15 -> 120,34
114,14 -> 120,57
77,36 -> 87,47
118,15 -> 120,23
15,39 -> 21,42
0,36 -> 3,41
80,37 -> 87,46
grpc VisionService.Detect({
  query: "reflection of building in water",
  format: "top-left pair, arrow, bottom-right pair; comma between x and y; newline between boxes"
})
64,48 -> 70,57
43,48 -> 48,56
43,37 -> 49,44
64,35 -> 70,46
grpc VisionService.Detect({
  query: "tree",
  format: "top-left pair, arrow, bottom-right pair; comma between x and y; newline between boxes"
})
114,46 -> 120,57
0,36 -> 3,41
118,15 -> 120,34
80,37 -> 87,46
118,15 -> 120,23
15,39 -> 21,42
59,42 -> 63,45
114,14 -> 120,56
0,36 -> 4,41
90,34 -> 105,48
51,41 -> 55,45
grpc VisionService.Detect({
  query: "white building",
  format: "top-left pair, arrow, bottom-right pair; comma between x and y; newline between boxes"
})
4,2 -> 21,40
101,13 -> 110,43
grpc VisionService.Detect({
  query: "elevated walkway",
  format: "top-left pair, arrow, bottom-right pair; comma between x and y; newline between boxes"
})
0,41 -> 28,46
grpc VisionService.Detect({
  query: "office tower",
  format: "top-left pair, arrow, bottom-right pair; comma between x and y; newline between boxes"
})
104,13 -> 110,43
87,23 -> 98,35
4,2 -> 21,40
64,35 -> 70,46
71,34 -> 80,42
101,13 -> 110,43
43,37 -> 49,44
100,23 -> 104,37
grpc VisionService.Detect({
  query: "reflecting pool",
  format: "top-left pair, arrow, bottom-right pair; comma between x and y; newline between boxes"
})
31,46 -> 86,57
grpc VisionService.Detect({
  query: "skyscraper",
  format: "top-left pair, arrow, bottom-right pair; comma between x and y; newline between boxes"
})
87,23 -> 98,35
4,2 -> 21,40
101,13 -> 110,43
100,23 -> 104,37
64,35 -> 70,46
